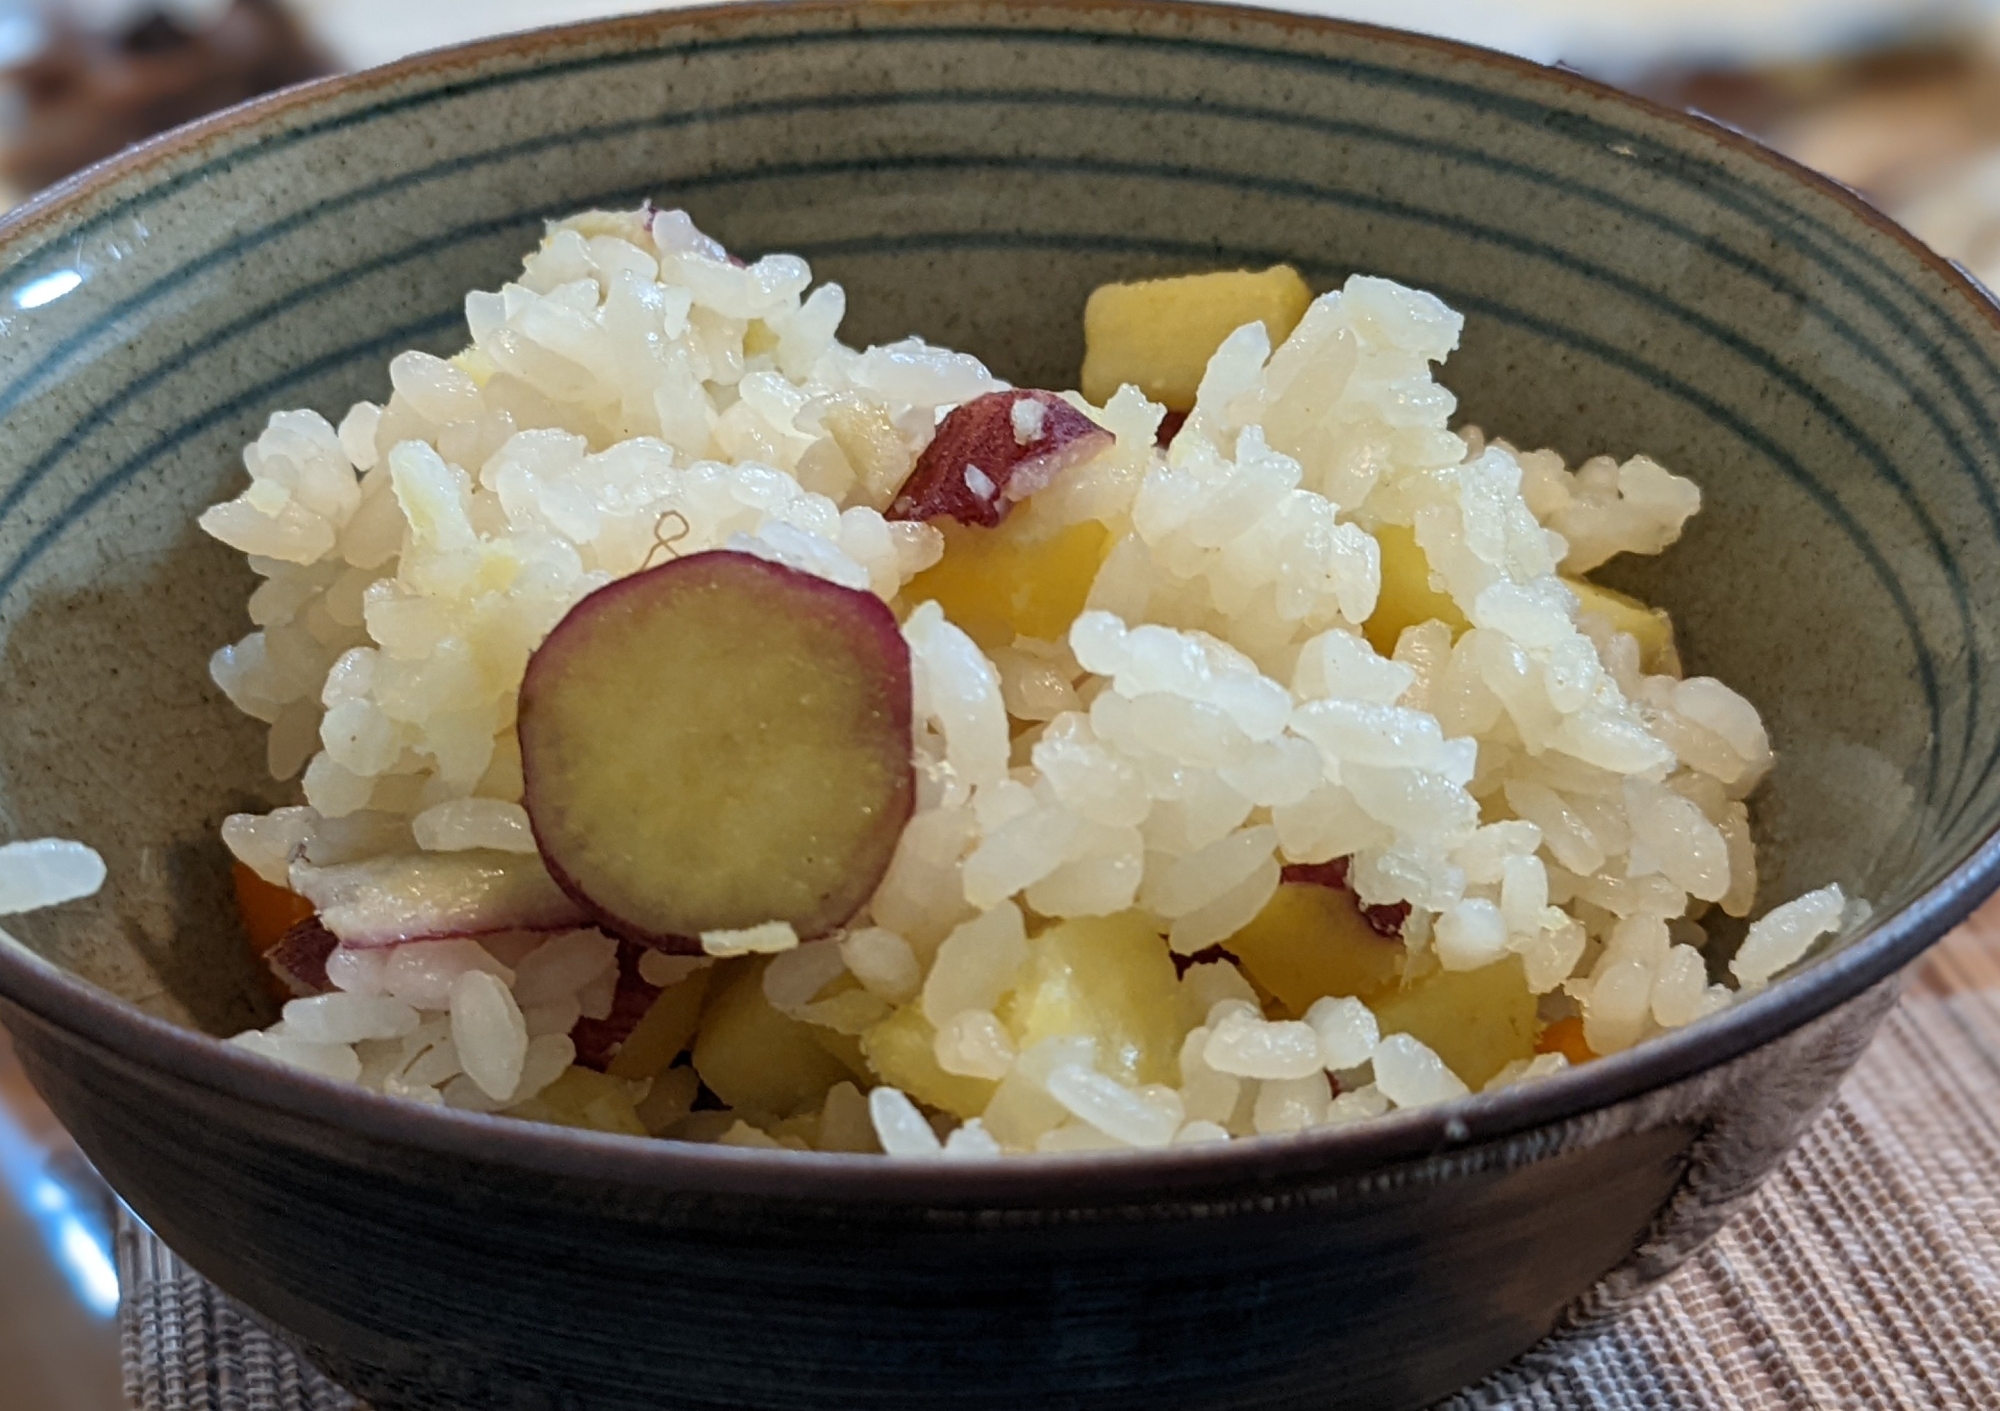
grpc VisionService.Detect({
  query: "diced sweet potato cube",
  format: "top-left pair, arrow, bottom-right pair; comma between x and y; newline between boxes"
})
887,390 -> 1111,528
1226,880 -> 1404,1017
1080,265 -> 1312,410
234,860 -> 315,956
633,1064 -> 702,1135
266,917 -> 339,999
571,942 -> 665,1071
1534,1013 -> 1595,1066
859,1002 -> 997,1119
1279,858 -> 1408,937
1000,912 -> 1183,1088
605,967 -> 712,1081
691,958 -> 858,1118
510,1067 -> 648,1137
1371,957 -> 1538,1089
808,1023 -> 874,1085
1566,576 -> 1676,675
1363,523 -> 1467,656
900,515 -> 1110,652
235,863 -> 319,1004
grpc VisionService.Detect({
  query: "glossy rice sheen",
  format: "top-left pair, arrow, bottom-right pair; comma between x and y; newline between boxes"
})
0,3 -> 1995,1408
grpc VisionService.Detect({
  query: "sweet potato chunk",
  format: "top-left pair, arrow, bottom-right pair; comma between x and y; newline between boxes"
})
858,1002 -> 997,1120
1362,523 -> 1467,656
287,851 -> 588,947
692,959 -> 858,1118
518,551 -> 914,943
1226,879 -> 1404,1017
1000,912 -> 1183,1088
605,967 -> 712,1082
887,390 -> 1111,528
900,516 -> 1110,653
1567,576 -> 1676,675
1371,957 -> 1538,1089
234,860 -> 315,955
1080,265 -> 1312,410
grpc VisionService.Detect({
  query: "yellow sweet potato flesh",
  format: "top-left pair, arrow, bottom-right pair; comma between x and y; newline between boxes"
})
1566,576 -> 1676,675
859,1003 -> 997,1119
606,967 -> 712,1081
510,1066 -> 647,1137
901,516 -> 1110,653
1370,957 -> 1538,1089
691,959 -> 857,1118
518,551 -> 913,941
1363,523 -> 1467,656
1080,266 -> 1312,410
1226,882 -> 1404,1017
1000,912 -> 1183,1088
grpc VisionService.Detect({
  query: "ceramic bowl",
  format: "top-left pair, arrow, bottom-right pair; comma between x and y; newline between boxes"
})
1,3 -> 1997,1408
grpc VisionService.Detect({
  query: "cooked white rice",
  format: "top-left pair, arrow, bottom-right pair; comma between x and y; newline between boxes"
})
202,208 -> 1854,1155
0,839 -> 106,915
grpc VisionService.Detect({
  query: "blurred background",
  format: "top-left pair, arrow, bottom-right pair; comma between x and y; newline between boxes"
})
8,0 -> 2000,280
2,0 -> 2000,1407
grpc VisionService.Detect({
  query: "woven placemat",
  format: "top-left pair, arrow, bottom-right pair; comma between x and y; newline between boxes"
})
117,927 -> 2000,1411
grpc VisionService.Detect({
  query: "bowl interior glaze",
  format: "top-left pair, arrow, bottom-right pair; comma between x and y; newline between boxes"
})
0,0 -> 1994,1127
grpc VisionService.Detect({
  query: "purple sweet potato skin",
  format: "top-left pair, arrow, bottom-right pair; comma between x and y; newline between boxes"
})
570,941 -> 665,1070
268,917 -> 339,997
887,390 -> 1111,527
1281,858 -> 1409,938
518,550 -> 915,946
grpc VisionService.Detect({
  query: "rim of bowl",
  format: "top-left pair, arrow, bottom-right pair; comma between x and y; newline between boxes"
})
0,0 -> 1995,1206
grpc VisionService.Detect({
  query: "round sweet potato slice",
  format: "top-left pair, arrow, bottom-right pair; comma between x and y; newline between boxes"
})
519,550 -> 914,944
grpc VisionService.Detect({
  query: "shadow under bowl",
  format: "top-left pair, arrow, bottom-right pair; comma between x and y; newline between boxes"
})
0,2 -> 1997,1407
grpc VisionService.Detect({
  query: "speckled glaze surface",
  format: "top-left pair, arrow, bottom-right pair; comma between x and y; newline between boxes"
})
0,4 -> 1995,1408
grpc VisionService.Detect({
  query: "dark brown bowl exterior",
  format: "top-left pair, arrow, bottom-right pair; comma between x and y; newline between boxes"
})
3,980 -> 1898,1410
2,1 -> 1999,1407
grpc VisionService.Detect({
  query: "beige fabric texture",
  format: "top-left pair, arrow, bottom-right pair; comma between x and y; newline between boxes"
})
116,927 -> 2000,1411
